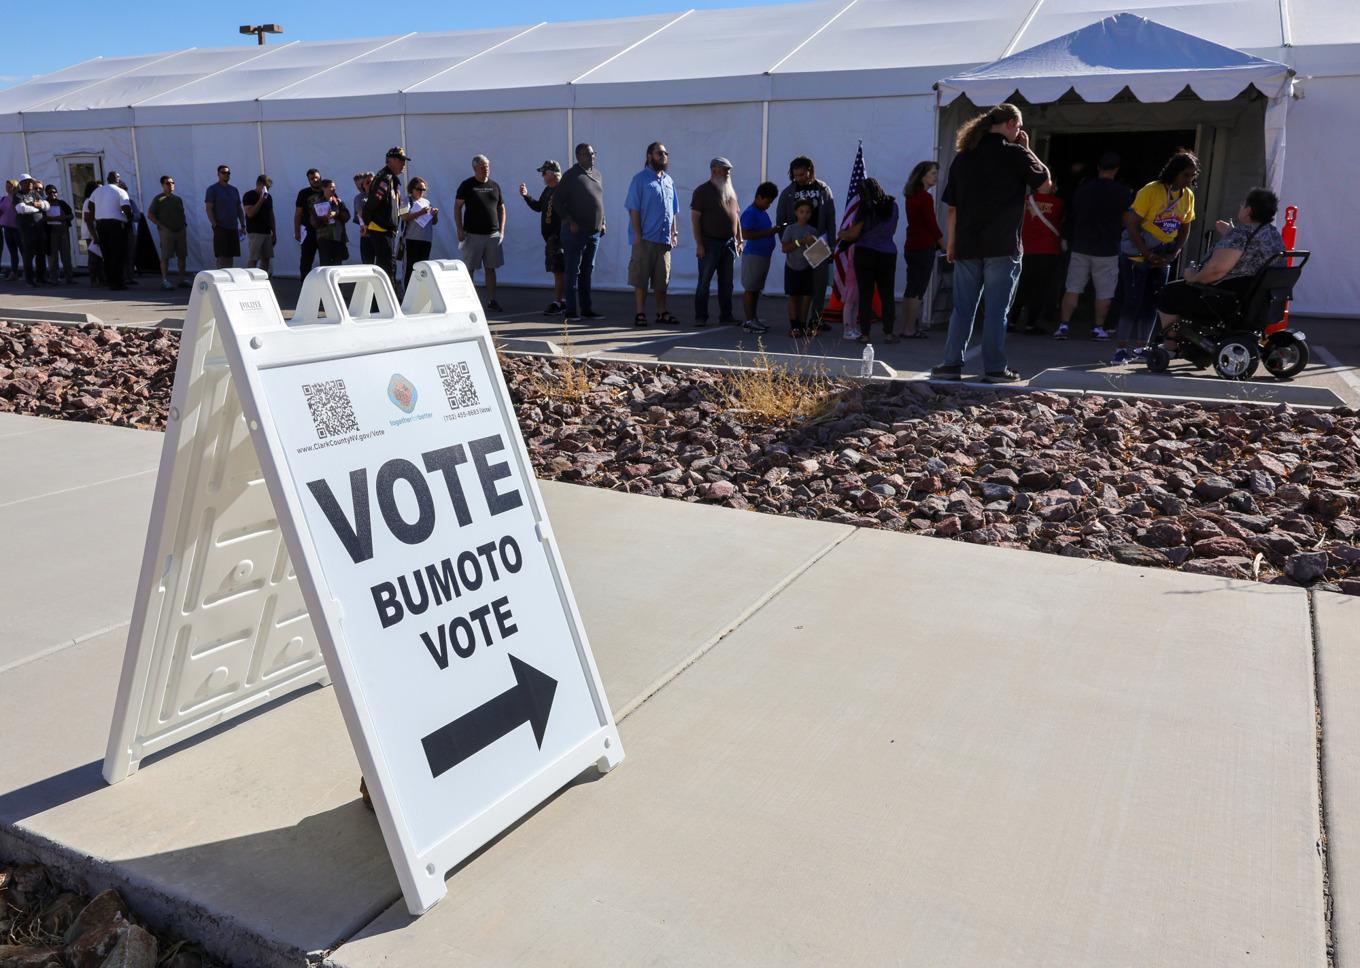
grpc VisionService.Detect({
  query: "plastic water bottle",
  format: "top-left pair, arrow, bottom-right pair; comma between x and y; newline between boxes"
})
860,343 -> 875,378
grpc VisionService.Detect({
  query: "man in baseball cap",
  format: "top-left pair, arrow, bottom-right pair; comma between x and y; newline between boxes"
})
362,148 -> 411,287
520,160 -> 566,313
690,155 -> 743,326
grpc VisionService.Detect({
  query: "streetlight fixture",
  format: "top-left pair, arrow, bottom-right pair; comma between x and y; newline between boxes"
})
239,24 -> 283,45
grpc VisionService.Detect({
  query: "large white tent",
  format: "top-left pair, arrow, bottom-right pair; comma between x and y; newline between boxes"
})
0,0 -> 1354,315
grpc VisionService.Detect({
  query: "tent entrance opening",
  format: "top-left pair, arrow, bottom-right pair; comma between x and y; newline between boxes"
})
1043,129 -> 1196,197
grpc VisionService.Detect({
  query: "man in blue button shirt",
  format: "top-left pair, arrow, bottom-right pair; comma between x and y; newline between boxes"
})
625,142 -> 680,327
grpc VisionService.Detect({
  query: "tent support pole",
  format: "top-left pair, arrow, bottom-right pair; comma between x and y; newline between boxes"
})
566,107 -> 574,162
130,125 -> 144,209
760,101 -> 769,183
19,117 -> 30,174
924,85 -> 943,330
256,121 -> 265,177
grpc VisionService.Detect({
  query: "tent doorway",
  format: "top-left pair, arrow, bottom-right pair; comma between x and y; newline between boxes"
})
1041,129 -> 1196,198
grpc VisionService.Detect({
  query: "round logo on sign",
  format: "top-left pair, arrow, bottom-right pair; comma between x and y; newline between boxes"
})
387,374 -> 418,414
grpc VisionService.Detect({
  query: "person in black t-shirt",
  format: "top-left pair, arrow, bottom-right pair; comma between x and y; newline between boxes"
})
293,168 -> 322,277
242,175 -> 276,273
931,103 -> 1048,383
455,154 -> 506,312
1055,152 -> 1134,340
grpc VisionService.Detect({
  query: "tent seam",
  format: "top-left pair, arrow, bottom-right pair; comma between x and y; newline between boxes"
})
765,0 -> 861,75
402,23 -> 548,96
254,33 -> 416,103
1001,0 -> 1047,58
570,9 -> 695,85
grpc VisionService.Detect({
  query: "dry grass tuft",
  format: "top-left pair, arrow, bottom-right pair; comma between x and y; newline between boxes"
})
711,341 -> 844,425
524,322 -> 595,404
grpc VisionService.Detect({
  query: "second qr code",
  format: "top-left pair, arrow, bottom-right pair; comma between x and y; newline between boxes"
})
438,362 -> 479,410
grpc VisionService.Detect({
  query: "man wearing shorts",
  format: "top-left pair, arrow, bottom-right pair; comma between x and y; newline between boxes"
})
242,174 -> 276,274
624,142 -> 679,327
1054,152 -> 1132,340
455,154 -> 506,313
739,181 -> 779,333
147,174 -> 188,288
203,164 -> 244,270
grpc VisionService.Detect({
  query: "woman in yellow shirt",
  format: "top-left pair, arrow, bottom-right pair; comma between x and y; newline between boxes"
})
1111,150 -> 1198,364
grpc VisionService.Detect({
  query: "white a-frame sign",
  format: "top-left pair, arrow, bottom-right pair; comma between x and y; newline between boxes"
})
104,262 -> 623,914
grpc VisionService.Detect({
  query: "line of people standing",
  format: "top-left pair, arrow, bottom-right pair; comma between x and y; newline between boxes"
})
0,176 -> 77,287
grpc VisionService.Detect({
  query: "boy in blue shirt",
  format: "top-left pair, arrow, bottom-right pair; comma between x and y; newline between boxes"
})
739,181 -> 780,333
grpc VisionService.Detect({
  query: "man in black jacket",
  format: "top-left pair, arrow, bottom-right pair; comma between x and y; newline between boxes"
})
932,104 -> 1048,383
519,160 -> 565,315
552,143 -> 607,321
363,147 -> 409,288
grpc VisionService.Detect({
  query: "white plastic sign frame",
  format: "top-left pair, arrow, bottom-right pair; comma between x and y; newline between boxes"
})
176,261 -> 620,915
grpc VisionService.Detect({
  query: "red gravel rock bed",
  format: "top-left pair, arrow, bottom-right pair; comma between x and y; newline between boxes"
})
3,322 -> 1357,594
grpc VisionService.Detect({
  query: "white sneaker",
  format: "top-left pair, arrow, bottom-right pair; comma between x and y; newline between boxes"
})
742,319 -> 770,334
1092,327 -> 1112,341
1052,323 -> 1070,340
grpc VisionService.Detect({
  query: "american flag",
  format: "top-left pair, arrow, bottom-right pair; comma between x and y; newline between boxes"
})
833,142 -> 866,333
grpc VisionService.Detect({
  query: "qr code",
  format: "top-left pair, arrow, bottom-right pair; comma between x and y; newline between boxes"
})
438,362 -> 479,410
302,379 -> 359,438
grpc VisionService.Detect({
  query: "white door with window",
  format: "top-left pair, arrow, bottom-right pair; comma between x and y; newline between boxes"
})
58,154 -> 103,269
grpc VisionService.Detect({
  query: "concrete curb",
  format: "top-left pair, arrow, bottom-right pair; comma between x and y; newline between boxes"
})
0,307 -> 104,326
660,344 -> 894,379
1029,364 -> 1346,409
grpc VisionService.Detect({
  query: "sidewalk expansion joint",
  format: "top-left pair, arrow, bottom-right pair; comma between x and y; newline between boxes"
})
615,525 -> 856,723
0,620 -> 131,676
0,466 -> 157,511
1309,589 -> 1338,968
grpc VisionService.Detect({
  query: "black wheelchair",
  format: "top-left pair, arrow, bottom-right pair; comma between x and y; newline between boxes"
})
1144,250 -> 1310,381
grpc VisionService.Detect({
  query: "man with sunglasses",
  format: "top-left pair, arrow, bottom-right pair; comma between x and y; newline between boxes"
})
148,174 -> 188,288
204,164 -> 244,270
625,142 -> 679,327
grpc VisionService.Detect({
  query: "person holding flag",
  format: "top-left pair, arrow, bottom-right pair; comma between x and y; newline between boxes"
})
837,176 -> 900,344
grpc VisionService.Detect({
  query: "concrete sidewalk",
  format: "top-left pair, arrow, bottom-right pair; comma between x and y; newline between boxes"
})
0,412 -> 1348,967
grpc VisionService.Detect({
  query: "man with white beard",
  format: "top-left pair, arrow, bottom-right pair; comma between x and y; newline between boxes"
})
689,157 -> 744,327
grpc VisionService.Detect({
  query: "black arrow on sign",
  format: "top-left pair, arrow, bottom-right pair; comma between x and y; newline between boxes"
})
421,654 -> 558,779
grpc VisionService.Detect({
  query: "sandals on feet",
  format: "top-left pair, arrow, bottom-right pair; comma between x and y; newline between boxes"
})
634,312 -> 648,328
789,326 -> 806,338
656,311 -> 680,326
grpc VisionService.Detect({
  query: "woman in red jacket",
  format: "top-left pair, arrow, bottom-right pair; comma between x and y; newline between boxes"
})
901,161 -> 944,338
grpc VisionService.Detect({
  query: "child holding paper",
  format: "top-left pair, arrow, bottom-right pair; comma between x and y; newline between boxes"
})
402,177 -> 439,289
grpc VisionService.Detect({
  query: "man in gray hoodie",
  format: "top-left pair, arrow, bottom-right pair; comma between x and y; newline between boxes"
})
775,155 -> 836,326
552,143 -> 607,321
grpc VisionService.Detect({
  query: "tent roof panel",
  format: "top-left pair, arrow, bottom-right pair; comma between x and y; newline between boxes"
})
137,36 -> 400,107
261,26 -> 533,101
576,2 -> 836,84
31,47 -> 280,111
1014,0 -> 1284,53
0,53 -> 177,114
1289,0 -> 1360,46
405,14 -> 680,93
771,0 -> 1027,74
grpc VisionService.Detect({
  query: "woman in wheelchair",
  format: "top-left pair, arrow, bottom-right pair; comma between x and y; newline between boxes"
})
1154,188 -> 1283,341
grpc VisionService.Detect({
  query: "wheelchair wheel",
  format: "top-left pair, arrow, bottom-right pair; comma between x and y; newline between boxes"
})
1213,334 -> 1260,380
1145,346 -> 1171,373
1262,333 -> 1309,380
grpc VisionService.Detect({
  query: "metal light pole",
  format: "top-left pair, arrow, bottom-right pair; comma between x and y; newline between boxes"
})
239,24 -> 283,45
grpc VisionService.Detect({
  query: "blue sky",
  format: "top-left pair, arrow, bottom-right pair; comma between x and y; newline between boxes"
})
0,0 -> 794,89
